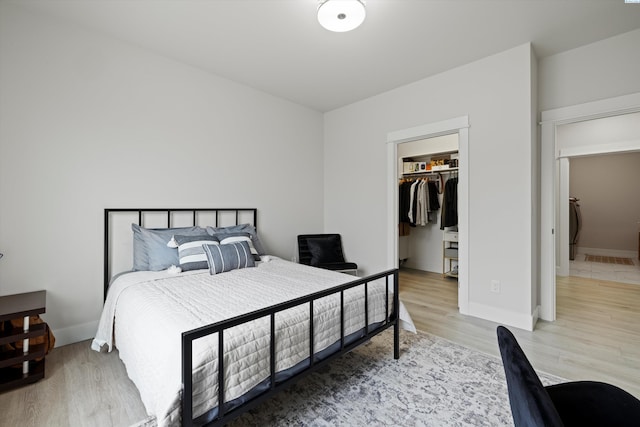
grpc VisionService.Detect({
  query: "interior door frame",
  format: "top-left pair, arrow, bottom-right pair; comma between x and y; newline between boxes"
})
386,116 -> 469,314
540,92 -> 640,321
557,140 -> 640,276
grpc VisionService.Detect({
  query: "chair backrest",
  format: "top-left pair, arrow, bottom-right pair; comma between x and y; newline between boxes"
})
496,326 -> 564,427
297,234 -> 346,266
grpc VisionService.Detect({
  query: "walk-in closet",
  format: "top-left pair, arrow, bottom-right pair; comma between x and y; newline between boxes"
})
397,134 -> 459,279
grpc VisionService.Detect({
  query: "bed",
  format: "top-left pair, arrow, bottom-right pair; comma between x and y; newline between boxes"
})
93,208 -> 411,426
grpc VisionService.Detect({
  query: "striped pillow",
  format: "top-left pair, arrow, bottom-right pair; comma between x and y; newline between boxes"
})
218,232 -> 261,261
202,241 -> 255,275
173,234 -> 219,271
206,224 -> 266,255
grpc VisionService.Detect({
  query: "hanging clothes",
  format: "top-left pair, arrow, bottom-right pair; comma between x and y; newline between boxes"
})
399,180 -> 413,223
440,176 -> 458,229
399,177 -> 442,233
416,179 -> 427,226
399,180 -> 413,235
427,180 -> 440,223
408,179 -> 420,225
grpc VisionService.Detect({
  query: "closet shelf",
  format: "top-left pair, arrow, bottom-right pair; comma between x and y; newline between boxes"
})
402,167 -> 458,177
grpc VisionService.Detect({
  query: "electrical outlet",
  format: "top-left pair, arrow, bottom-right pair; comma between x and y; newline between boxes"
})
491,280 -> 501,293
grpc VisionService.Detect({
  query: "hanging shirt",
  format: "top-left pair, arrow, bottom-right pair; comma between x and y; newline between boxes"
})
440,177 -> 458,229
408,179 -> 420,225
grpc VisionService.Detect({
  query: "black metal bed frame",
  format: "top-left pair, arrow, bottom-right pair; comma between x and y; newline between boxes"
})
103,208 -> 257,300
103,208 -> 399,427
183,269 -> 399,426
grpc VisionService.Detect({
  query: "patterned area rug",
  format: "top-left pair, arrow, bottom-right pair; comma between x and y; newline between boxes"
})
131,329 -> 564,427
585,254 -> 634,265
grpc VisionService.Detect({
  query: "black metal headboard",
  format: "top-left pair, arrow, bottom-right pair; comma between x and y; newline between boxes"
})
103,208 -> 257,300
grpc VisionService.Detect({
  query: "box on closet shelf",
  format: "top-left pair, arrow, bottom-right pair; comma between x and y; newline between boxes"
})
431,154 -> 454,171
403,161 -> 429,174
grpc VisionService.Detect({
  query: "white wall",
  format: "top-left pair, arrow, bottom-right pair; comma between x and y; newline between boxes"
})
538,29 -> 640,112
324,44 -> 538,329
557,112 -> 640,152
0,4 -> 325,345
569,152 -> 640,253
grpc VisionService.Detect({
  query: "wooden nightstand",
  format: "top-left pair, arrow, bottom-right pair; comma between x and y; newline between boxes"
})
0,290 -> 47,392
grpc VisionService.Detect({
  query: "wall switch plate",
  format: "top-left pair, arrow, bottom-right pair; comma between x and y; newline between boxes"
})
491,280 -> 501,293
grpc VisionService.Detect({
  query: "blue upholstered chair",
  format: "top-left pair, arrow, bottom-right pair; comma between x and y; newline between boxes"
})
297,234 -> 357,275
496,325 -> 640,427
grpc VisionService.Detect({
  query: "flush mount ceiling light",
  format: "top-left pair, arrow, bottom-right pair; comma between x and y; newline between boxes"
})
317,0 -> 366,32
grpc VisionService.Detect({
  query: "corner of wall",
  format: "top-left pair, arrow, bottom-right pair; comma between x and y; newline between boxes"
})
531,43 -> 540,312
51,320 -> 99,348
467,302 -> 537,332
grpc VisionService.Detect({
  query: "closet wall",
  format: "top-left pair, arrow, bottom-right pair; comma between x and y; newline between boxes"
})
397,134 -> 459,272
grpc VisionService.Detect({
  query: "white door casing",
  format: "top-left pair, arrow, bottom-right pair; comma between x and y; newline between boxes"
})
539,92 -> 640,321
387,116 -> 470,314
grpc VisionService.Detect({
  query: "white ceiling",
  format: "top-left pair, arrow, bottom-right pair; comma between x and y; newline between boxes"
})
9,0 -> 640,112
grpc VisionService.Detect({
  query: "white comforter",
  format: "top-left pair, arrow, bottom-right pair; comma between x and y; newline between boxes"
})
93,258 -> 413,426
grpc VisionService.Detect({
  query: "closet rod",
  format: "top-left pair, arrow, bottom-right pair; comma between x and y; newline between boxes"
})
401,168 -> 458,178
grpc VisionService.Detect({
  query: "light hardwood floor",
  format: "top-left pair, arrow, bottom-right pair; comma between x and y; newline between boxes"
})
0,340 -> 148,427
399,268 -> 640,399
1,269 -> 639,426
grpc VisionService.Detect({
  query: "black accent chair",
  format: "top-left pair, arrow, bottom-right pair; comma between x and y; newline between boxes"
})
496,325 -> 640,427
297,234 -> 358,275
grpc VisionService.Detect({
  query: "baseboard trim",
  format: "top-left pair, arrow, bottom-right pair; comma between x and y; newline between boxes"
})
51,320 -> 98,347
467,302 -> 536,331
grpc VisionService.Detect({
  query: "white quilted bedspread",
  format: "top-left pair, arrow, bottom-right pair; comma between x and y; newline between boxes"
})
92,258 -> 412,426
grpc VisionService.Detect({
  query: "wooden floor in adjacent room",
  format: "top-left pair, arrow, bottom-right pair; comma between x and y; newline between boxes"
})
1,269 -> 639,426
399,268 -> 640,399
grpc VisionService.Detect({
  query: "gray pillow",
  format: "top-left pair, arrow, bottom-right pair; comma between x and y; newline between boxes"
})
206,224 -> 266,255
173,234 -> 220,272
131,224 -> 207,271
202,241 -> 255,275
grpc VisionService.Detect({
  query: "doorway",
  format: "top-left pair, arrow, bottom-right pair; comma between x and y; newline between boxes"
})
386,116 -> 469,314
556,112 -> 640,277
566,152 -> 640,284
397,134 -> 459,275
540,93 -> 640,321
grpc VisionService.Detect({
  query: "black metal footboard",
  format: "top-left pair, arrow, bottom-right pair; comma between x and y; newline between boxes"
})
181,268 -> 400,427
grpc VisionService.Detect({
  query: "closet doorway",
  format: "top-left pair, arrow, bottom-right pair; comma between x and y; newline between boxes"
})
397,135 -> 459,275
386,116 -> 469,314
